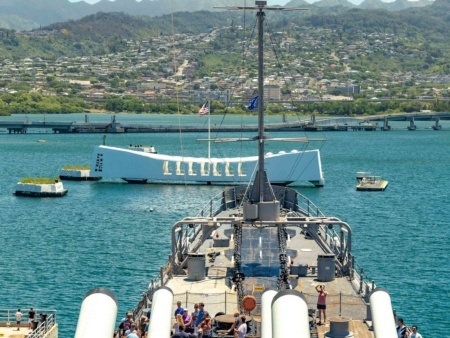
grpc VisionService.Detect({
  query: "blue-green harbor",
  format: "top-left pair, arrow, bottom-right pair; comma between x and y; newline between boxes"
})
0,113 -> 448,337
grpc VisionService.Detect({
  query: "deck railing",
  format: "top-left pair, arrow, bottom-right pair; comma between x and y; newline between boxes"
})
27,313 -> 57,338
195,186 -> 326,219
197,190 -> 225,217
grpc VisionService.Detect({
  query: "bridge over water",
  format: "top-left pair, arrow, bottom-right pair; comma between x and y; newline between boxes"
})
311,111 -> 450,131
0,120 -> 300,134
0,111 -> 449,134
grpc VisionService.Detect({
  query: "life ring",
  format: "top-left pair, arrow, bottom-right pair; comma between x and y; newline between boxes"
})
242,295 -> 257,312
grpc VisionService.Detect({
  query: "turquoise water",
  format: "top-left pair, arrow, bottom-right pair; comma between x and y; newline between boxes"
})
0,113 -> 448,337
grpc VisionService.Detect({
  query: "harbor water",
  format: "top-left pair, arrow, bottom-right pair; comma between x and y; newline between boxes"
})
0,113 -> 448,337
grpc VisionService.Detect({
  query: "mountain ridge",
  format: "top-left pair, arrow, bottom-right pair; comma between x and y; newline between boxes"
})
0,0 -> 436,30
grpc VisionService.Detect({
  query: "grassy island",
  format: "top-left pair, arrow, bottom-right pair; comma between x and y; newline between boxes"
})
19,177 -> 60,184
61,165 -> 90,170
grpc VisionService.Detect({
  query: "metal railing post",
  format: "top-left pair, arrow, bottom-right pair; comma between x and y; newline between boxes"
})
350,255 -> 355,280
359,268 -> 364,294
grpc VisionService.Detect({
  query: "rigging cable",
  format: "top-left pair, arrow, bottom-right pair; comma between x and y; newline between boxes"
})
264,15 -> 328,183
170,0 -> 196,190
239,0 -> 247,182
193,7 -> 254,178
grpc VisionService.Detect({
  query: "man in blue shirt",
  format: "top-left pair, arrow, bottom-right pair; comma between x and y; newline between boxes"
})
174,301 -> 184,317
195,303 -> 206,326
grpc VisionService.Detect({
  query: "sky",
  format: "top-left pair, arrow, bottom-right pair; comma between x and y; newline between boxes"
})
69,0 -> 291,3
67,0 -> 401,5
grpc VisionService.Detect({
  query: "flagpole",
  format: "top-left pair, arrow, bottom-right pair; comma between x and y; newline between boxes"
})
208,99 -> 211,160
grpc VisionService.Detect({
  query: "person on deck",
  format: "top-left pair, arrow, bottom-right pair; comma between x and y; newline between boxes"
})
188,304 -> 199,333
397,318 -> 407,338
171,325 -> 189,338
15,309 -> 23,331
28,308 -> 36,330
124,323 -> 138,337
172,314 -> 184,334
234,315 -> 247,338
198,315 -> 212,338
407,325 -> 423,338
195,303 -> 206,327
174,301 -> 184,318
227,311 -> 242,336
120,312 -> 134,337
182,309 -> 192,328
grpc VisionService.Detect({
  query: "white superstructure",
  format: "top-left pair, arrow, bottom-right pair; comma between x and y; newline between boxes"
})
91,145 -> 325,186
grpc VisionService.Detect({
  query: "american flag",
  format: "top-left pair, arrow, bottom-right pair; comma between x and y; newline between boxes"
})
198,101 -> 209,116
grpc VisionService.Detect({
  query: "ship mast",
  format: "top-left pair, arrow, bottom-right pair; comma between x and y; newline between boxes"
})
256,5 -> 266,204
217,1 -> 307,221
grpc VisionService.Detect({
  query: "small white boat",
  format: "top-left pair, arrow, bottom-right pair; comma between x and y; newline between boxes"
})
356,175 -> 388,191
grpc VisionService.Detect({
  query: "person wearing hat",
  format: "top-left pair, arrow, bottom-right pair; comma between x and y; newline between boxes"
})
182,308 -> 192,328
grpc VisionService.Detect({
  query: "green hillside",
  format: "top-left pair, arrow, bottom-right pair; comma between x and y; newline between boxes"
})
0,2 -> 447,65
0,2 -> 448,118
0,11 -> 241,59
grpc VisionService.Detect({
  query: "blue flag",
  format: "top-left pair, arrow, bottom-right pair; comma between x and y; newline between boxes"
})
248,96 -> 258,110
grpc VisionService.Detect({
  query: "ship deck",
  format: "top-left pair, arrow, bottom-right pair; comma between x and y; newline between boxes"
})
166,213 -> 375,338
0,325 -> 32,338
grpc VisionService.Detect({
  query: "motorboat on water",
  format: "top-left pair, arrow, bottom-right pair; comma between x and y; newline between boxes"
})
75,3 -> 402,338
356,172 -> 388,191
356,175 -> 389,191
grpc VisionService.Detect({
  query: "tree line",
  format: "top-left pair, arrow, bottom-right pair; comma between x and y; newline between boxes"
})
1,93 -> 448,116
